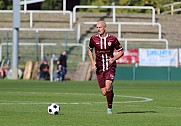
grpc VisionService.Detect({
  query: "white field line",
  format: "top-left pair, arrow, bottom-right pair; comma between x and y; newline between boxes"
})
0,92 -> 153,105
127,104 -> 181,110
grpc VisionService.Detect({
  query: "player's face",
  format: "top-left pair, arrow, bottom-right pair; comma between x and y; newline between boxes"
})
96,22 -> 106,36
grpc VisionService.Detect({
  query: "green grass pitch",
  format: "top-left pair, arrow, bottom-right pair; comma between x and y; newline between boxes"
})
0,80 -> 181,126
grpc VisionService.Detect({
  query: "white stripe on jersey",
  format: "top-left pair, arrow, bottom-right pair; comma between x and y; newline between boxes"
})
99,34 -> 109,71
104,37 -> 107,49
102,54 -> 105,71
105,54 -> 109,70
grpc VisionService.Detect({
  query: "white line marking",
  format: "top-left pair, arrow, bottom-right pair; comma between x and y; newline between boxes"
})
0,92 -> 153,105
127,104 -> 181,110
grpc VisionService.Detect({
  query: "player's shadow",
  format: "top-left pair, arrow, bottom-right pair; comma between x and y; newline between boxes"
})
116,111 -> 156,114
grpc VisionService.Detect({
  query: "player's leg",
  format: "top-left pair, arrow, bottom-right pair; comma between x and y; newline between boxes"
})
100,87 -> 107,96
97,71 -> 114,114
100,82 -> 112,95
105,80 -> 114,114
105,67 -> 116,114
98,72 -> 114,97
97,72 -> 107,96
99,80 -> 114,114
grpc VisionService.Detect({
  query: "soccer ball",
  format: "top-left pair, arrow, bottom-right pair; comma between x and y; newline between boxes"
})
48,103 -> 60,115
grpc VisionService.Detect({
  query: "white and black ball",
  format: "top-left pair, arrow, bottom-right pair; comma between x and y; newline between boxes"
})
48,103 -> 60,115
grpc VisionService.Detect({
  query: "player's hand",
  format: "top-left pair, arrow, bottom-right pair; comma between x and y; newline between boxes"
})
92,62 -> 97,71
92,66 -> 97,71
109,57 -> 115,64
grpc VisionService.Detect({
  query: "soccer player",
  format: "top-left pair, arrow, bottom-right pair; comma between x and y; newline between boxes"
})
88,21 -> 124,114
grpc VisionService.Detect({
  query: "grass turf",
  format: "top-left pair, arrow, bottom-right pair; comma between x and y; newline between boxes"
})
0,80 -> 181,126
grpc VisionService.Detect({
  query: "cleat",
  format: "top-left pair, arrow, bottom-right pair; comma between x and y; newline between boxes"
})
107,108 -> 112,114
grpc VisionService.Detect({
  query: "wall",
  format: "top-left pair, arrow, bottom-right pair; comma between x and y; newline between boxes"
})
115,66 -> 181,81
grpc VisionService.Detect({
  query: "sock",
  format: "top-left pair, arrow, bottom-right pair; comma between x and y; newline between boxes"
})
106,90 -> 114,109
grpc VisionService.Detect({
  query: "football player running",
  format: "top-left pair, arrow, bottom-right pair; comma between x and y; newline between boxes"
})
88,21 -> 124,114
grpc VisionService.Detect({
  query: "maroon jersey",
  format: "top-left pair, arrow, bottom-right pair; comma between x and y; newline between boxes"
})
89,34 -> 123,72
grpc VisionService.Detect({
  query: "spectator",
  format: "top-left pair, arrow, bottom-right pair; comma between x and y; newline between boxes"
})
51,53 -> 58,65
53,62 -> 63,81
58,50 -> 67,81
39,60 -> 50,80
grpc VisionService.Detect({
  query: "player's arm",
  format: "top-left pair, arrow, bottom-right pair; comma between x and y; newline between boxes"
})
109,49 -> 124,64
109,39 -> 124,64
88,48 -> 97,71
114,49 -> 124,61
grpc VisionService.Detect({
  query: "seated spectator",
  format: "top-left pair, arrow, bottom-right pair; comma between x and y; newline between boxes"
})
39,60 -> 50,80
53,64 -> 63,81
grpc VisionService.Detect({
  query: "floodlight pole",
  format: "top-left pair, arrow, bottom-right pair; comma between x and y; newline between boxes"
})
12,0 -> 20,79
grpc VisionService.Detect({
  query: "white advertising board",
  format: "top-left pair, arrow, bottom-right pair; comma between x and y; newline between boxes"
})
139,48 -> 178,67
179,49 -> 181,66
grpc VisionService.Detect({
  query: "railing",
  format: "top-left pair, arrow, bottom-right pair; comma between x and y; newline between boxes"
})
0,28 -> 73,32
0,42 -> 85,62
0,6 -> 168,63
77,21 -> 162,43
73,5 -> 156,24
0,10 -> 73,30
161,2 -> 181,15
119,38 -> 168,51
0,42 -> 57,62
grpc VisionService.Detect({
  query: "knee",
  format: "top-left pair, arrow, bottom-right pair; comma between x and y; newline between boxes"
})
105,85 -> 113,92
101,89 -> 107,96
101,87 -> 113,96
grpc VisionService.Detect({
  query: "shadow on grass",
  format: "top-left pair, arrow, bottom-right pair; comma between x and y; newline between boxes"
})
117,111 -> 156,114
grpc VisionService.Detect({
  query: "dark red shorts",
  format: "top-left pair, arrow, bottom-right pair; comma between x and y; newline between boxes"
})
96,66 -> 116,89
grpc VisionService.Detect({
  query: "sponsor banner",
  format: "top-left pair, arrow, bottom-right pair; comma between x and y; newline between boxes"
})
115,48 -> 138,64
179,49 -> 181,66
139,48 -> 178,67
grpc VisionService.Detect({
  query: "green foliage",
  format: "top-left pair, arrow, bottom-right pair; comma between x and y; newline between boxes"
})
119,0 -> 128,5
80,0 -> 181,13
86,0 -> 113,12
0,0 -> 12,10
80,0 -> 92,5
0,0 -> 180,12
0,0 -> 5,10
41,0 -> 63,10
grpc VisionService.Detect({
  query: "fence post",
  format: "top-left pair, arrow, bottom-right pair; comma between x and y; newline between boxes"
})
30,11 -> 33,28
65,32 -> 68,50
50,58 -> 54,82
36,30 -> 39,61
6,32 -> 9,63
112,6 -> 116,22
171,4 -> 174,15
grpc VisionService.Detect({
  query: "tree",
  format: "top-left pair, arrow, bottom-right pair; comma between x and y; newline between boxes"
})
41,0 -> 63,10
0,0 -> 5,10
0,0 -> 12,10
85,0 -> 114,12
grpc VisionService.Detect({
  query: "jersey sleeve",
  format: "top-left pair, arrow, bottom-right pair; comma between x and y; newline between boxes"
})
88,37 -> 94,51
114,38 -> 124,52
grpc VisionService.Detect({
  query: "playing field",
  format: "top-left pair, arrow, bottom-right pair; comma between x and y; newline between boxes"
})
0,80 -> 180,126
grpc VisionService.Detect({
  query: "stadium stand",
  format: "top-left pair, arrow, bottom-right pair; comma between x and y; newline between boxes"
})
0,4 -> 181,80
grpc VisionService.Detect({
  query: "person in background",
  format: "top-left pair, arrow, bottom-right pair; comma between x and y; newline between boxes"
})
58,50 -> 67,82
53,61 -> 63,81
88,21 -> 124,114
39,60 -> 50,80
